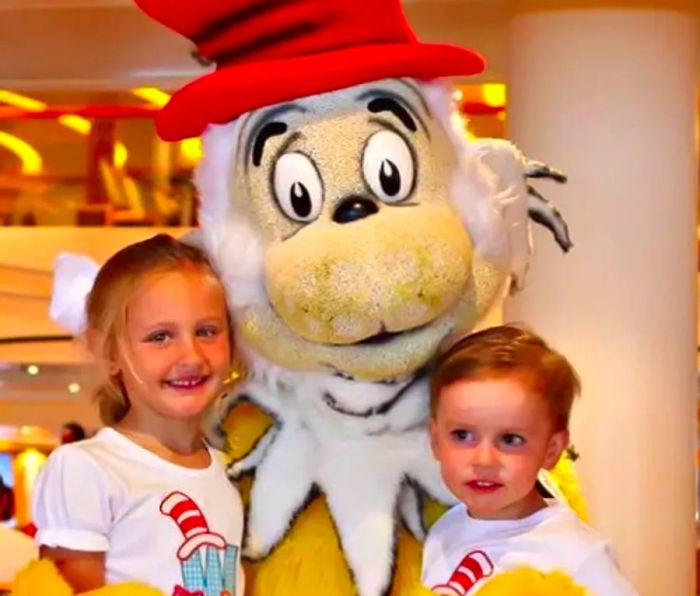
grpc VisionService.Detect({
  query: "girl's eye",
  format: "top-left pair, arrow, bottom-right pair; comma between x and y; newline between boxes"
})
147,331 -> 170,344
197,326 -> 220,338
450,429 -> 475,443
501,433 -> 526,447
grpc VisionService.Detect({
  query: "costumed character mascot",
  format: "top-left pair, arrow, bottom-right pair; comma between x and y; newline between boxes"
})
11,1 -> 586,595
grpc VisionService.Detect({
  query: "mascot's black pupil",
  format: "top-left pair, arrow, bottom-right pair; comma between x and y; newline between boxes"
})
291,182 -> 312,217
380,160 -> 400,196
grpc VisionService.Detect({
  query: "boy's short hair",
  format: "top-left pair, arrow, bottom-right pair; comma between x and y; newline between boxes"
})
430,324 -> 580,430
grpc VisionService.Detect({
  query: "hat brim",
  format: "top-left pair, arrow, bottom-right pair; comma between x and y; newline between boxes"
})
157,42 -> 485,141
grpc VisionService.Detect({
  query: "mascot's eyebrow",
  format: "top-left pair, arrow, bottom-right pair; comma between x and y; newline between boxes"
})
357,89 -> 429,138
246,103 -> 308,167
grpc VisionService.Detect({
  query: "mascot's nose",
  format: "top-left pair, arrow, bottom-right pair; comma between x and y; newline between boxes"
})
333,196 -> 379,224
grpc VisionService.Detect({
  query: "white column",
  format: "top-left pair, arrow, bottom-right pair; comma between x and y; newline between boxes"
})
505,3 -> 698,595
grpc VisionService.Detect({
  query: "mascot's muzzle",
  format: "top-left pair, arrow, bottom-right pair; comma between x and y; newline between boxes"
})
264,205 -> 473,345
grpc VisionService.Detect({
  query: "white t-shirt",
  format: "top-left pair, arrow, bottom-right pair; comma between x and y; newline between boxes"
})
33,427 -> 244,596
422,502 -> 637,596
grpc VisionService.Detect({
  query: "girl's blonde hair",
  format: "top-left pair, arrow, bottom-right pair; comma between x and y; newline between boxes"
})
86,234 -> 228,424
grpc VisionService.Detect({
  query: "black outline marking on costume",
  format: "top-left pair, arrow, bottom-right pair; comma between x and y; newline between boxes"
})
244,103 -> 308,170
357,88 -> 430,139
322,367 -> 427,418
367,97 -> 417,133
252,122 -> 288,167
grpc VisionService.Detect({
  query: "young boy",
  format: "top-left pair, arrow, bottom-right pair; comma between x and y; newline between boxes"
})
422,324 -> 637,595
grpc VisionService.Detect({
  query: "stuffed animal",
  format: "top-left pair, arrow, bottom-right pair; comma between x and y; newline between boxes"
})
12,1 -> 577,595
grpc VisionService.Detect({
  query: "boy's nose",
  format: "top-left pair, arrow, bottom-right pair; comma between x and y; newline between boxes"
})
472,442 -> 498,467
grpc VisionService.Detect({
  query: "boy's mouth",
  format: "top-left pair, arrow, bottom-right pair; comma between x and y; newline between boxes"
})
466,480 -> 503,494
163,375 -> 210,390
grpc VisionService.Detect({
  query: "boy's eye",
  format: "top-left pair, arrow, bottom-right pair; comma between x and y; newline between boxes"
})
450,429 -> 475,443
501,433 -> 526,447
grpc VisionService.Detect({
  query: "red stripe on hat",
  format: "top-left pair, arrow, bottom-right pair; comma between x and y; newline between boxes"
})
449,552 -> 491,588
180,515 -> 208,535
170,500 -> 198,521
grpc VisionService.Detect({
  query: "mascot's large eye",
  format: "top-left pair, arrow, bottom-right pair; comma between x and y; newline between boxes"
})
273,152 -> 324,222
362,130 -> 415,203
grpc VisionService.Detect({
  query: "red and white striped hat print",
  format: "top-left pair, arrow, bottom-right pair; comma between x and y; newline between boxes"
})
160,491 -> 227,560
431,550 -> 494,596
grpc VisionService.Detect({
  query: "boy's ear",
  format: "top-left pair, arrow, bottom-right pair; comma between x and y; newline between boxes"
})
543,429 -> 569,470
428,417 -> 440,461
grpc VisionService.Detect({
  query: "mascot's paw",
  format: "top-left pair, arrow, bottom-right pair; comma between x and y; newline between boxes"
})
10,560 -> 166,596
81,583 -> 165,596
227,460 -> 247,480
474,568 -> 589,596
243,534 -> 271,561
11,559 -> 72,596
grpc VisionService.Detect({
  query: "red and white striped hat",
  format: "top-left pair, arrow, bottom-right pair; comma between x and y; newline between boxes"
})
160,491 -> 227,560
431,550 -> 494,596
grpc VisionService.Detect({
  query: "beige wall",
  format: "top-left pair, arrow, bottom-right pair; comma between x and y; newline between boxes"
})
0,226 -> 187,362
0,395 -> 101,435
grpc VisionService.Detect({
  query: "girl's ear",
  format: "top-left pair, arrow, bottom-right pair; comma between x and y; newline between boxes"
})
543,429 -> 569,470
86,328 -> 120,375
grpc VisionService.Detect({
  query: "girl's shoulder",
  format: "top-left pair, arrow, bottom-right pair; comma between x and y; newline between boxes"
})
47,427 -> 119,464
39,428 -> 120,485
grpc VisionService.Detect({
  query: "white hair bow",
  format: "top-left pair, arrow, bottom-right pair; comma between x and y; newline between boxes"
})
49,253 -> 100,336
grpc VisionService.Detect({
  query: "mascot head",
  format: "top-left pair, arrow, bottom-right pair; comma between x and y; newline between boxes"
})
137,0 -> 512,384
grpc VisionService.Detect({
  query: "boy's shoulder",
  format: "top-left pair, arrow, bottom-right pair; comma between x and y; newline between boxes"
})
426,502 -> 608,560
534,502 -> 610,556
425,502 -> 470,548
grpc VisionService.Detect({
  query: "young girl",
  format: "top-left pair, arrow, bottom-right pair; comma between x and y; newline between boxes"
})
33,234 -> 245,596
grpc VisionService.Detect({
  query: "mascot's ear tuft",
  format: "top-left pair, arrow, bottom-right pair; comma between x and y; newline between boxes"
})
195,119 -> 245,228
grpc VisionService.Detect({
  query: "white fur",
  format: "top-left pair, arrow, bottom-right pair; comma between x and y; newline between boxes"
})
420,82 -> 535,287
198,120 -> 268,309
223,369 -> 454,596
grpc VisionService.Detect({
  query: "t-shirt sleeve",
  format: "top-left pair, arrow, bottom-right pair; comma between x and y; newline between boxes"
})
574,544 -> 639,596
32,446 -> 111,552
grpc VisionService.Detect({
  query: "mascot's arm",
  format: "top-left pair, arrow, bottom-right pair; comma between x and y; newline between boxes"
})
474,568 -> 590,596
228,424 -> 278,478
470,139 -> 571,291
10,560 -> 164,596
541,448 -> 589,522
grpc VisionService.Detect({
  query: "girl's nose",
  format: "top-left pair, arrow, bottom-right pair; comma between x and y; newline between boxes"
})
180,335 -> 205,363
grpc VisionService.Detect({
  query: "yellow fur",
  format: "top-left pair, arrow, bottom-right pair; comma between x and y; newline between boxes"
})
10,559 -> 164,596
475,567 -> 590,595
11,560 -> 73,596
548,450 -> 589,522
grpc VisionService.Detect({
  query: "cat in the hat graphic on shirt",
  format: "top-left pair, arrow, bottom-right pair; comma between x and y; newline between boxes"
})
161,491 -> 239,596
429,551 -> 494,596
